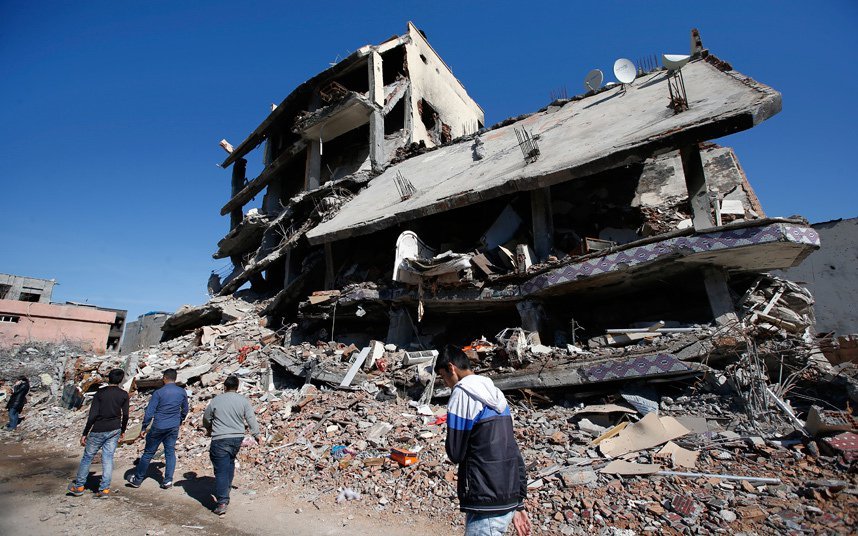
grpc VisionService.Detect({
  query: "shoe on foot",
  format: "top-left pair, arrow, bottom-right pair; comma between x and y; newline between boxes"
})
126,476 -> 142,488
213,503 -> 228,516
94,489 -> 113,498
67,483 -> 85,497
160,480 -> 173,489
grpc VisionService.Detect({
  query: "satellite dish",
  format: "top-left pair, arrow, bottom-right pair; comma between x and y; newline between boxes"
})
584,69 -> 603,92
613,58 -> 636,84
662,54 -> 691,71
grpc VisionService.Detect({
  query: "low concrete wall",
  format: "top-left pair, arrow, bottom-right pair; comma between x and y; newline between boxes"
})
0,300 -> 116,353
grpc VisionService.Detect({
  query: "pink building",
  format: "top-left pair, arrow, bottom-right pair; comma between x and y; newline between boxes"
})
0,299 -> 117,354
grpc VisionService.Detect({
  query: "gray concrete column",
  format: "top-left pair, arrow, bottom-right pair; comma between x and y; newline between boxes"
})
679,144 -> 714,231
368,51 -> 386,171
305,141 -> 321,190
530,187 -> 554,261
230,158 -> 247,231
516,299 -> 550,343
702,267 -> 739,326
386,307 -> 413,348
324,242 -> 335,290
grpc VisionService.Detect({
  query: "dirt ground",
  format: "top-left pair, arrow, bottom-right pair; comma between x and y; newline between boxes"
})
0,438 -> 457,536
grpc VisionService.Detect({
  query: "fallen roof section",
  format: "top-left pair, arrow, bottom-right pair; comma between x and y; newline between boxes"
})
307,57 -> 782,245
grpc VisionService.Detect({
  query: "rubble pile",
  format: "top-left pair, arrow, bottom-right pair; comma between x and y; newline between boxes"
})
5,291 -> 857,534
0,342 -> 85,397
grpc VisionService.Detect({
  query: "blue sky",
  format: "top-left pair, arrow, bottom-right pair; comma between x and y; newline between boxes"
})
2,1 -> 856,325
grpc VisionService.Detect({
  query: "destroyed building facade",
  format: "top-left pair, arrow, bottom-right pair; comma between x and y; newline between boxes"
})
202,25 -> 820,366
0,273 -> 127,354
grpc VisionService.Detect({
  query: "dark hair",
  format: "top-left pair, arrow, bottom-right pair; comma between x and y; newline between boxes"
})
434,344 -> 472,373
18,376 -> 28,382
107,369 -> 125,385
162,368 -> 177,381
224,375 -> 239,391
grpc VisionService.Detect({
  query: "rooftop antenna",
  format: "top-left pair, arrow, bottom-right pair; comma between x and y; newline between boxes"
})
662,54 -> 691,114
613,58 -> 636,93
584,69 -> 603,93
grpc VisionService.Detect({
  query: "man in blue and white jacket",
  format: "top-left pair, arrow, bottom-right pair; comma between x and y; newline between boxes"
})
127,368 -> 188,489
436,345 -> 531,536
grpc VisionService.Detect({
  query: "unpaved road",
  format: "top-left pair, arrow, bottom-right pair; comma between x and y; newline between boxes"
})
0,439 -> 455,535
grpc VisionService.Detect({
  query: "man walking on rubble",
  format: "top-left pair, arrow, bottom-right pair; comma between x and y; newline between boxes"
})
68,369 -> 129,498
202,375 -> 262,516
4,376 -> 29,431
436,345 -> 532,536
127,368 -> 188,489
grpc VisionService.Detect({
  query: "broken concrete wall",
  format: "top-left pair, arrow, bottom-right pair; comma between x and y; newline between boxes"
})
404,22 -> 484,147
120,312 -> 170,355
0,300 -> 115,354
776,217 -> 858,336
0,273 -> 55,303
633,144 -> 764,235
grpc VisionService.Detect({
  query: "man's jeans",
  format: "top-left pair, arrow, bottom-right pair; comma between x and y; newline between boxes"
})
73,429 -> 121,491
134,427 -> 179,483
5,407 -> 21,430
465,511 -> 515,536
209,437 -> 243,505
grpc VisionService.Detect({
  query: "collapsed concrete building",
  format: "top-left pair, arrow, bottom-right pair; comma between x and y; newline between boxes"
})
198,25 -> 819,380
17,29 -> 854,534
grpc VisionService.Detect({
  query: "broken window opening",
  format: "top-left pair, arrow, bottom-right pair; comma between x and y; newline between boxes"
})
273,147 -> 308,205
0,284 -> 10,299
381,45 -> 407,86
326,62 -> 370,96
0,315 -> 20,323
542,270 -> 714,345
550,165 -> 646,255
319,124 -> 370,184
384,97 -> 406,135
18,292 -> 40,302
418,98 -> 437,132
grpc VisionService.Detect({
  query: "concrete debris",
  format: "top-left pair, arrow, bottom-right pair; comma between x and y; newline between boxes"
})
6,301 -> 857,535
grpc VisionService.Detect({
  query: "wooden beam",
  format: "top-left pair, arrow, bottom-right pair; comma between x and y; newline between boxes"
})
221,140 -> 307,216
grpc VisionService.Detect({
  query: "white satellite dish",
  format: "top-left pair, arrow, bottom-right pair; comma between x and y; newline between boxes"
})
613,58 -> 636,84
662,54 -> 691,71
584,69 -> 603,92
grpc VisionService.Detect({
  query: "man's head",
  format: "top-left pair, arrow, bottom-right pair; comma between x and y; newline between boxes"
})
107,369 -> 125,385
17,376 -> 28,383
162,368 -> 177,384
224,375 -> 239,392
434,344 -> 473,388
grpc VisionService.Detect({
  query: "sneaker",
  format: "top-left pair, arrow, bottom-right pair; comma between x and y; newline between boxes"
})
67,483 -> 85,497
126,476 -> 142,488
94,489 -> 113,498
160,480 -> 173,489
213,503 -> 228,516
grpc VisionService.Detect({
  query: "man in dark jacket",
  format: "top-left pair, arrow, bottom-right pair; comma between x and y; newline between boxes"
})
127,368 -> 188,489
67,369 -> 129,498
4,376 -> 30,431
436,346 -> 531,536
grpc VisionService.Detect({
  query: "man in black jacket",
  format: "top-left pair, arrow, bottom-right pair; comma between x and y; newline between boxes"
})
67,369 -> 129,498
436,346 -> 531,536
4,376 -> 29,431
